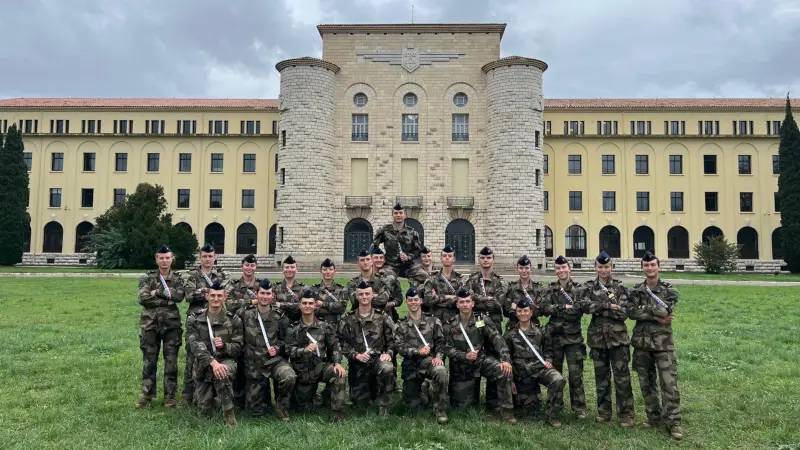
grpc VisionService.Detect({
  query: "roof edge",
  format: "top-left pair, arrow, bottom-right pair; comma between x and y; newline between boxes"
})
275,57 -> 341,74
482,56 -> 548,73
317,23 -> 507,40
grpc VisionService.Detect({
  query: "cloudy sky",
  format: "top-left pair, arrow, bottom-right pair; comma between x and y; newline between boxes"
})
1,0 -> 799,100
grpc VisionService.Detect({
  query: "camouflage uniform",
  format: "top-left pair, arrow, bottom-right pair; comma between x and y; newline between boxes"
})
503,324 -> 565,419
394,313 -> 449,410
346,274 -> 391,313
465,271 -> 508,408
504,279 -> 543,330
372,223 -> 427,284
444,313 -> 513,410
238,304 -> 296,417
285,317 -> 346,412
186,309 -> 243,413
540,280 -> 587,415
338,309 -> 396,408
225,276 -> 261,408
311,281 -> 348,325
581,277 -> 635,422
422,269 -> 465,325
629,280 -> 681,428
137,270 -> 185,402
375,267 -> 404,322
274,280 -> 306,322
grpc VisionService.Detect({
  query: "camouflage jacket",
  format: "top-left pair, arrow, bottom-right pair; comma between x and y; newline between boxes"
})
225,276 -> 261,316
274,279 -> 306,321
503,324 -> 554,378
372,223 -> 423,266
286,317 -> 342,377
466,271 -> 507,316
504,279 -> 544,326
581,277 -> 631,349
237,304 -> 290,378
338,309 -> 396,360
376,267 -> 404,306
187,309 -> 243,382
137,270 -> 185,331
346,273 -> 391,311
394,313 -> 446,361
540,280 -> 585,346
629,279 -> 678,352
183,265 -> 232,313
422,269 -> 464,312
444,313 -> 511,365
311,281 -> 348,321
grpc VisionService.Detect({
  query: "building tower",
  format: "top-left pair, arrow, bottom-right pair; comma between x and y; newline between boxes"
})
274,57 -> 340,265
482,56 -> 548,267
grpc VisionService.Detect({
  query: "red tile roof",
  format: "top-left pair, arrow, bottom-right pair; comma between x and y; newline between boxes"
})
544,98 -> 795,110
0,98 -> 279,110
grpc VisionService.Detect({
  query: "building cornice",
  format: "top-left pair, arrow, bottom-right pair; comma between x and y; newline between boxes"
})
275,57 -> 341,74
317,23 -> 507,39
482,56 -> 548,73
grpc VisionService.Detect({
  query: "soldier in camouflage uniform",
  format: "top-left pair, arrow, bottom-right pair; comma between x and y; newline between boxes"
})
274,255 -> 306,322
371,248 -> 403,321
136,244 -> 185,409
238,278 -> 296,421
338,281 -> 397,415
581,251 -> 635,427
371,202 -> 427,285
540,255 -> 587,419
394,286 -> 449,424
444,288 -> 516,424
225,253 -> 261,409
415,246 -> 439,289
181,242 -> 231,406
422,245 -> 464,325
503,298 -> 565,427
504,255 -> 543,330
186,281 -> 243,427
629,252 -> 683,440
346,250 -> 392,313
311,258 -> 348,325
286,291 -> 347,422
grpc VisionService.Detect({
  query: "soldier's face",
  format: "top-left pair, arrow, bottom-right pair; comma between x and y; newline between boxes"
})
456,297 -> 474,313
406,296 -> 422,312
642,260 -> 660,277
283,263 -> 297,278
392,210 -> 405,222
479,254 -> 493,268
200,252 -> 215,268
441,252 -> 454,267
206,289 -> 226,309
517,264 -> 531,278
555,263 -> 571,280
373,254 -> 385,268
421,253 -> 432,266
358,256 -> 373,271
356,287 -> 374,306
300,298 -> 316,315
321,266 -> 335,280
242,262 -> 257,277
155,253 -> 173,269
596,262 -> 612,279
516,306 -> 533,322
257,288 -> 274,305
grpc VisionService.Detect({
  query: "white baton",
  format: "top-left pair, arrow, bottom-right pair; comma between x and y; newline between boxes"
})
306,332 -> 321,358
412,322 -> 429,347
458,323 -> 475,352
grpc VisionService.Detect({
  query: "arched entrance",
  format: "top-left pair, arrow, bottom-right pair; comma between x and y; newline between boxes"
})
405,218 -> 424,246
268,224 -> 277,255
737,226 -> 759,259
43,221 -> 63,253
772,228 -> 783,260
445,219 -> 475,263
174,222 -> 192,234
633,225 -> 655,258
667,226 -> 690,259
565,225 -> 587,258
702,226 -> 724,243
23,221 -> 31,253
598,225 -> 621,258
236,223 -> 258,254
544,226 -> 553,257
204,223 -> 225,254
344,219 -> 373,262
75,221 -> 94,253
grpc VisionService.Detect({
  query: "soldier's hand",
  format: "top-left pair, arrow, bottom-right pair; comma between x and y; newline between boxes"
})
379,353 -> 391,361
306,343 -> 318,353
610,304 -> 618,310
268,347 -> 278,357
432,357 -> 444,366
400,253 -> 409,262
466,350 -> 479,361
334,363 -> 346,377
565,304 -> 573,310
512,382 -> 517,395
211,360 -> 229,380
419,346 -> 431,356
316,300 -> 324,308
500,362 -> 513,377
544,361 -> 553,369
150,290 -> 157,297
356,353 -> 371,363
213,337 -> 224,349
251,299 -> 258,305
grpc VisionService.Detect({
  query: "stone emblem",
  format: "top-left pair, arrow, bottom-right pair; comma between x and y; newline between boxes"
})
401,44 -> 420,73
358,44 -> 464,73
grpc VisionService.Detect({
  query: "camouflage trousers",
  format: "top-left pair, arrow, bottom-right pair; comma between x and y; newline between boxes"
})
552,343 -> 587,414
514,365 -> 565,419
348,357 -> 396,408
293,363 -> 346,412
401,357 -> 449,409
449,357 -> 513,410
139,327 -> 182,400
386,262 -> 429,287
246,361 -> 296,416
195,360 -> 236,412
633,349 -> 681,426
591,346 -> 635,421
182,306 -> 204,401
430,306 -> 458,327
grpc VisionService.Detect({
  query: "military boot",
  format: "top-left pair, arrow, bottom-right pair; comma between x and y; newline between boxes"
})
276,408 -> 291,423
670,425 -> 684,440
177,397 -> 192,408
163,398 -> 176,408
379,406 -> 390,417
223,408 -> 237,428
500,408 -> 517,425
135,397 -> 150,409
620,417 -> 635,428
595,416 -> 609,424
330,410 -> 345,423
641,420 -> 660,429
548,418 -> 562,428
435,407 -> 449,425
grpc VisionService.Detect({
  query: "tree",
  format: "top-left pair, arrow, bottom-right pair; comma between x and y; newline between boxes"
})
88,183 -> 198,269
693,236 -> 741,274
0,125 -> 31,265
778,95 -> 800,272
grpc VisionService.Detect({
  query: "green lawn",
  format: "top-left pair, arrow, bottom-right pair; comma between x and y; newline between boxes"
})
0,266 -> 143,273
629,271 -> 800,282
1,278 -> 798,450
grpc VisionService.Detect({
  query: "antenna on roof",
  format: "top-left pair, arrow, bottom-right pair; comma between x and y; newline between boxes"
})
412,4 -> 414,23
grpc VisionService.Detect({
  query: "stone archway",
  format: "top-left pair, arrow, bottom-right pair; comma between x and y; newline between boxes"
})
236,223 -> 258,254
344,219 -> 373,262
598,225 -> 621,258
43,221 -> 63,253
445,219 -> 475,263
75,221 -> 94,253
405,218 -> 424,246
737,226 -> 759,259
632,225 -> 655,258
667,226 -> 690,259
204,223 -> 225,254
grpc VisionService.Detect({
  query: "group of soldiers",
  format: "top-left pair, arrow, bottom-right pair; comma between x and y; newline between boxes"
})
136,203 -> 683,440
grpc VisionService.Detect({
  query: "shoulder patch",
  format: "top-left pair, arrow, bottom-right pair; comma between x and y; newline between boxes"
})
399,316 -> 409,322
374,309 -> 385,315
633,283 -> 642,289
345,310 -> 356,317
147,270 -> 156,275
662,281 -> 673,288
226,311 -> 235,317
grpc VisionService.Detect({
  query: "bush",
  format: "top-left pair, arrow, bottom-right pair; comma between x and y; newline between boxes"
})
693,236 -> 741,274
0,125 -> 31,265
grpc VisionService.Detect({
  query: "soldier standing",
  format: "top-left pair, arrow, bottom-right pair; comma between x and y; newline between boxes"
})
136,244 -> 185,409
238,278 -> 296,421
285,291 -> 347,422
394,286 -> 449,425
274,255 -> 306,322
371,202 -> 426,284
505,255 -> 543,330
311,258 -> 348,325
226,253 -> 262,409
629,252 -> 683,440
371,248 -> 403,321
346,250 -> 392,313
338,281 -> 397,416
186,281 -> 243,427
540,255 -> 587,419
581,251 -> 635,427
422,245 -> 464,325
415,246 -> 438,288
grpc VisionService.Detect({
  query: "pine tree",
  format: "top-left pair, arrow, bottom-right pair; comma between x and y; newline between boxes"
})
778,95 -> 800,272
0,125 -> 31,265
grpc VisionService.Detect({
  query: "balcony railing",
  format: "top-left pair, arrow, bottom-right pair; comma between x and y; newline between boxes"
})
401,132 -> 418,142
446,196 -> 475,208
345,196 -> 373,208
352,132 -> 368,141
452,132 -> 469,142
396,196 -> 423,208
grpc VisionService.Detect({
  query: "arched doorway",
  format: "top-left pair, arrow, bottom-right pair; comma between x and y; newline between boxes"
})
174,222 -> 192,234
772,228 -> 783,260
544,226 -> 553,257
445,219 -> 475,263
344,219 -> 373,262
598,225 -> 621,258
268,224 -> 277,255
204,223 -> 225,254
565,225 -> 587,258
23,222 -> 31,253
702,226 -> 724,243
43,221 -> 63,253
667,226 -> 690,259
236,223 -> 258,254
405,218 -> 424,246
75,221 -> 94,253
737,226 -> 759,259
633,226 -> 655,258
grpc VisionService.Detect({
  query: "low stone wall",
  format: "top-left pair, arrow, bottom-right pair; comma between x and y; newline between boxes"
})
22,253 -> 96,266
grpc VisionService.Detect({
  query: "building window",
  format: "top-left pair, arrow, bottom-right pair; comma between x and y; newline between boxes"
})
81,188 -> 94,208
544,191 -> 549,211
670,192 -> 684,212
243,154 -> 256,173
453,92 -> 468,107
49,188 -> 62,207
704,155 -> 717,174
51,119 -> 68,133
113,189 -> 126,207
636,191 -> 650,211
114,120 -> 133,134
565,121 -> 584,136
773,155 -> 780,175
147,153 -> 160,172
209,120 -> 228,135
22,119 -> 39,134
146,120 -> 165,135
242,189 -> 255,209
535,169 -> 541,186
271,120 -> 277,134
775,192 -> 781,212
536,228 -> 541,247
1,120 -> 7,133
23,152 -> 32,171
115,153 -> 128,172
543,155 -> 549,174
569,191 -> 582,211
601,155 -> 615,174
241,120 -> 260,135
535,130 -> 540,148
281,130 -> 286,147
665,120 -> 684,135
179,120 -> 196,135
352,114 -> 368,141
669,155 -> 683,175
274,189 -> 278,208
179,153 -> 192,172
177,189 -> 190,208
403,93 -> 418,107
768,120 -> 781,135
738,155 -> 752,174
209,189 -> 223,208
402,114 -> 419,141
82,119 -> 101,134
354,93 -> 368,107
51,153 -> 64,171
635,155 -> 649,174
602,191 -> 616,211
597,120 -> 617,136
452,114 -> 469,141
280,168 -> 285,185
705,192 -> 719,212
210,153 -> 224,173
631,120 -> 651,135
83,153 -> 96,172
545,121 -> 551,135
740,192 -> 753,212
568,155 -> 582,174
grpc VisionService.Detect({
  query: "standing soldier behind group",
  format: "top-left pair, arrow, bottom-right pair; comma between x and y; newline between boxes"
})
423,245 -> 464,325
346,250 -> 392,313
372,202 -> 427,285
371,248 -> 403,321
504,255 -> 543,330
226,253 -> 262,409
274,255 -> 306,322
415,246 -> 439,288
311,258 -> 348,325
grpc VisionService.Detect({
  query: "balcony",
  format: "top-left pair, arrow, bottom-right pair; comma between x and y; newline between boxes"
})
396,196 -> 423,208
452,132 -> 469,142
351,132 -> 368,142
345,196 -> 373,208
401,132 -> 418,142
446,196 -> 474,208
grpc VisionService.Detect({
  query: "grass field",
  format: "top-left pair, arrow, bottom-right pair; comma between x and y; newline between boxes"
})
628,271 -> 800,282
1,278 -> 799,450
